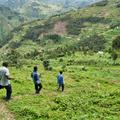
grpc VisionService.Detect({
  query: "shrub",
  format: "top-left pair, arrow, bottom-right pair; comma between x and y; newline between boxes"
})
67,19 -> 84,35
110,20 -> 120,29
112,36 -> 120,50
43,60 -> 50,70
111,51 -> 118,64
95,0 -> 108,6
78,33 -> 106,52
44,34 -> 61,43
3,49 -> 23,67
9,41 -> 21,49
47,66 -> 53,71
59,58 -> 64,62
116,2 -> 120,8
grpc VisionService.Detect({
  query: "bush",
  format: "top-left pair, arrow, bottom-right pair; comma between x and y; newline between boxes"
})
67,19 -> 84,35
47,66 -> 53,71
116,2 -> 120,8
44,34 -> 61,43
110,20 -> 120,29
59,58 -> 64,62
43,60 -> 50,70
112,36 -> 120,50
3,49 -> 23,67
78,33 -> 106,52
95,0 -> 108,6
111,51 -> 118,64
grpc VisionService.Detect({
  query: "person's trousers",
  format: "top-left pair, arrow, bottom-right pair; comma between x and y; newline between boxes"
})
58,84 -> 64,92
35,83 -> 42,93
0,84 -> 12,99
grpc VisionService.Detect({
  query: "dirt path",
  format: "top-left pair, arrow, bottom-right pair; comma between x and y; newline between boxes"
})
0,101 -> 15,120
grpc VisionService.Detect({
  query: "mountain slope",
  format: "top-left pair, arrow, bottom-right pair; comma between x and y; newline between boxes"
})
0,5 -> 24,46
1,0 -> 120,58
0,0 -> 102,45
0,0 -> 102,20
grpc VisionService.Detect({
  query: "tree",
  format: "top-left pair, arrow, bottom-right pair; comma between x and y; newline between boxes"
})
4,49 -> 23,67
78,33 -> 106,52
111,51 -> 118,64
43,60 -> 50,70
112,36 -> 120,50
45,34 -> 61,43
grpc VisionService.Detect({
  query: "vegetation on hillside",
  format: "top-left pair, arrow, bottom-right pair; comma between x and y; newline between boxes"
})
0,5 -> 24,46
0,0 -> 120,120
1,0 -> 120,59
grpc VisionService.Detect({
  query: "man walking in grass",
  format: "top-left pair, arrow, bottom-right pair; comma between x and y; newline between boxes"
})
57,71 -> 64,92
0,62 -> 13,101
31,66 -> 42,94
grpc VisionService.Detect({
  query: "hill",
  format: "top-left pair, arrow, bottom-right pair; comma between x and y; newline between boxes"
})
0,5 -> 25,47
0,0 -> 102,45
0,0 -> 102,20
1,0 -> 120,58
0,0 -> 120,120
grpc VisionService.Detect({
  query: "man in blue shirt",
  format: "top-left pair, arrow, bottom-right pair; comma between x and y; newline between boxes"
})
57,71 -> 64,92
31,66 -> 42,94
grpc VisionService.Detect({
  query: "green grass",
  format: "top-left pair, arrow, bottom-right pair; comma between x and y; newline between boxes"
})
0,0 -> 120,119
0,53 -> 120,120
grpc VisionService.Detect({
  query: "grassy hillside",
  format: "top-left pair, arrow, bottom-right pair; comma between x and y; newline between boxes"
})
1,0 -> 101,20
0,54 -> 120,120
0,0 -> 120,120
1,0 -> 120,57
0,5 -> 24,46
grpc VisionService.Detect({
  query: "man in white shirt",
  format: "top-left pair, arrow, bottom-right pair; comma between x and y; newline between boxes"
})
0,62 -> 13,101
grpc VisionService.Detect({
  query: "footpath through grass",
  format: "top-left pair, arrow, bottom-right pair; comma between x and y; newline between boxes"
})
0,60 -> 120,120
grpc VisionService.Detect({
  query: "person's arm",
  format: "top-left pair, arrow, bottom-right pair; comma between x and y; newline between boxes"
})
5,69 -> 14,80
57,75 -> 59,84
6,75 -> 14,80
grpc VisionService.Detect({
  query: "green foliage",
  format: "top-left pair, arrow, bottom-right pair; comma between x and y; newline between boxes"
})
0,5 -> 22,45
1,0 -> 119,55
67,16 -> 110,35
45,34 -> 62,43
112,36 -> 120,50
24,23 -> 54,40
78,34 -> 106,52
3,49 -> 23,67
116,2 -> 120,8
67,19 -> 83,35
0,56 -> 118,120
110,20 -> 120,29
111,51 -> 118,64
43,60 -> 50,70
95,0 -> 108,6
25,49 -> 42,59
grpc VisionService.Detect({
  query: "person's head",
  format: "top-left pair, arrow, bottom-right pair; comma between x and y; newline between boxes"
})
34,66 -> 38,72
2,62 -> 8,68
59,71 -> 63,74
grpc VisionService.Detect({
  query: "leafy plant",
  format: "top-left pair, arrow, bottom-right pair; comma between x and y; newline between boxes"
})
78,33 -> 106,52
111,50 -> 118,64
3,49 -> 23,67
95,0 -> 108,6
112,36 -> 120,50
43,59 -> 50,70
44,34 -> 62,43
